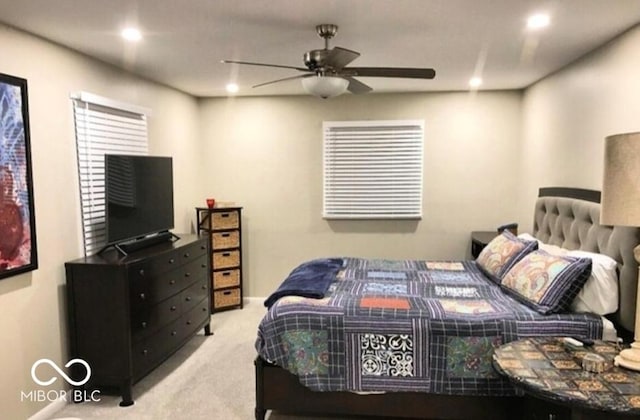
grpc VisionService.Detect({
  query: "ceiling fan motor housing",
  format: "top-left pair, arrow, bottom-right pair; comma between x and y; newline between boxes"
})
304,24 -> 339,73
304,49 -> 332,73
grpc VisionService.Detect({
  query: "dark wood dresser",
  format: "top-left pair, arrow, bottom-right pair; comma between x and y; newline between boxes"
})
65,234 -> 211,406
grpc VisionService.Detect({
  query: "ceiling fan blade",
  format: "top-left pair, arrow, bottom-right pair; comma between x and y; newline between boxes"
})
345,77 -> 372,94
324,47 -> 360,70
345,67 -> 436,79
222,59 -> 310,72
253,74 -> 313,88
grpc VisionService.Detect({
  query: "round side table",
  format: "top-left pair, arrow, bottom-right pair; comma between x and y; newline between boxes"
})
493,337 -> 640,420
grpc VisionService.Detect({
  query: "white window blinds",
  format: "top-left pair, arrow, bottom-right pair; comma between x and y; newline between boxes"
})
323,120 -> 424,219
72,92 -> 149,255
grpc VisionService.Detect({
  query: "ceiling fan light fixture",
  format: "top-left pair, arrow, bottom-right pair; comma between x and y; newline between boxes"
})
302,76 -> 349,98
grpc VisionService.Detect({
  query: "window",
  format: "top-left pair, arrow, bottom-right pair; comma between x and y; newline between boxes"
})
323,120 -> 424,219
72,92 -> 150,255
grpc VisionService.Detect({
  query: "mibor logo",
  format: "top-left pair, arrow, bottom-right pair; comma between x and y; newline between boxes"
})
30,358 -> 91,386
22,358 -> 99,403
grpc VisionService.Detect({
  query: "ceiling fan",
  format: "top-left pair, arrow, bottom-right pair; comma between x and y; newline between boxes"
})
222,24 -> 436,98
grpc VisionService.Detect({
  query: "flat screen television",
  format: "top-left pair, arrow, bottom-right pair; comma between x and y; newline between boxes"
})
104,154 -> 174,247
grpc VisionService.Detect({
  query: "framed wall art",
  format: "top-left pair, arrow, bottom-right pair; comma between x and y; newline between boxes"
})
0,72 -> 38,280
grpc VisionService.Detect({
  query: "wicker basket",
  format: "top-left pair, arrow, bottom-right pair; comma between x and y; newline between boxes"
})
213,250 -> 240,269
214,288 -> 241,308
213,269 -> 240,289
211,231 -> 239,250
212,210 -> 239,230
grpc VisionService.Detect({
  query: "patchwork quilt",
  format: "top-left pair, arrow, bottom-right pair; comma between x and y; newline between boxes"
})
255,258 -> 603,396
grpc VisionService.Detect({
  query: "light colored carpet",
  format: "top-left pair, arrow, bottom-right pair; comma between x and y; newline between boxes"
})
50,299 -> 368,420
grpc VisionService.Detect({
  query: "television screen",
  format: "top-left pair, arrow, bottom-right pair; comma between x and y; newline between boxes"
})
105,154 -> 174,245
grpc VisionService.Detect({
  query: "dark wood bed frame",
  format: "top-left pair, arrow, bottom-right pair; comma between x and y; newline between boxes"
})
254,187 -> 638,420
255,356 -> 524,420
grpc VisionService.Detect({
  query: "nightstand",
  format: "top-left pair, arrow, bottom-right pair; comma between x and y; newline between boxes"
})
493,337 -> 640,420
470,231 -> 498,258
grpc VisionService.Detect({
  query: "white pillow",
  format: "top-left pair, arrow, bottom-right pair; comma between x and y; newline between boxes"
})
567,250 -> 619,315
517,233 -> 537,242
517,233 -> 567,256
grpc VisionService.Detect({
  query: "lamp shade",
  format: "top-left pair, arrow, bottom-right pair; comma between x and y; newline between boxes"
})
302,76 -> 348,98
601,132 -> 640,227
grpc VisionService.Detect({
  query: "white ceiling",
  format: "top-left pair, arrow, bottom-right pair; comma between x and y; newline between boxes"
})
0,0 -> 639,97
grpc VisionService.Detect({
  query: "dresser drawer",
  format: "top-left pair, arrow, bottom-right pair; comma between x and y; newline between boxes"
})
214,288 -> 241,309
131,255 -> 208,304
131,241 -> 207,279
213,250 -> 239,269
181,278 -> 209,313
131,293 -> 182,341
132,317 -> 181,379
211,230 -> 239,250
212,210 -> 239,230
176,241 -> 208,261
181,298 -> 210,339
213,269 -> 240,289
175,255 -> 209,290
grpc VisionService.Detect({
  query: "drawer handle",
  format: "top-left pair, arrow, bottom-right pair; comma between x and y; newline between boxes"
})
221,233 -> 230,238
184,252 -> 190,258
186,296 -> 192,302
139,293 -> 146,300
202,285 -> 207,290
169,258 -> 175,264
171,331 -> 177,336
223,291 -> 232,296
187,320 -> 192,325
201,264 -> 207,268
170,305 -> 177,311
201,245 -> 206,250
221,213 -> 230,218
141,322 -> 147,328
142,349 -> 148,356
169,279 -> 176,285
185,272 -> 191,278
222,272 -> 231,276
139,269 -> 145,276
202,307 -> 207,312
222,252 -> 230,257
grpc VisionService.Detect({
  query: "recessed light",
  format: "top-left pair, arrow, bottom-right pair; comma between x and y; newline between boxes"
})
121,28 -> 142,42
469,77 -> 483,88
527,13 -> 550,30
226,83 -> 239,94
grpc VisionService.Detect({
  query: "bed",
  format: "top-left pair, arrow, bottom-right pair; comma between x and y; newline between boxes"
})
254,187 -> 640,420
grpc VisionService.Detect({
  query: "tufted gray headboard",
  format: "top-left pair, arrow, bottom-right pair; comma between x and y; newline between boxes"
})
533,187 -> 640,334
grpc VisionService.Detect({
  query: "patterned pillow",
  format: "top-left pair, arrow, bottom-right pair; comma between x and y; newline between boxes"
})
476,231 -> 538,283
500,250 -> 592,314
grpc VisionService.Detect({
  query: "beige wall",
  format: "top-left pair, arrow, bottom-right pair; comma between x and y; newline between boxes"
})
518,25 -> 640,230
198,91 -> 523,297
0,25 -> 200,419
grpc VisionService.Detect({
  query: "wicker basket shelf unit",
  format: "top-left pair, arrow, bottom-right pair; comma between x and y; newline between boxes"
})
196,206 -> 243,312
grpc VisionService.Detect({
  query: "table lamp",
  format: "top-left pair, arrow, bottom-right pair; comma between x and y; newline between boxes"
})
600,131 -> 640,371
